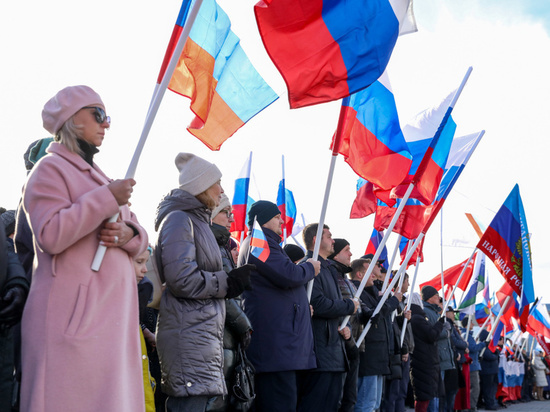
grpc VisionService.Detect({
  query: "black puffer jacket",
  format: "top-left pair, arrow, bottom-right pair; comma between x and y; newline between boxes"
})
409,303 -> 445,401
154,189 -> 228,397
354,282 -> 399,377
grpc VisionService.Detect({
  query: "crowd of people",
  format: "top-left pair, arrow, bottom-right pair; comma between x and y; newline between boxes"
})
1,84 -> 550,412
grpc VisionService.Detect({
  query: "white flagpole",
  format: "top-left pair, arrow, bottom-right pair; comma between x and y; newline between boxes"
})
281,155 -> 287,245
306,104 -> 348,301
474,315 -> 493,341
91,0 -> 204,271
382,235 -> 403,293
400,253 -> 421,346
485,296 -> 511,342
356,233 -> 424,347
338,182 -> 415,325
442,248 -> 477,316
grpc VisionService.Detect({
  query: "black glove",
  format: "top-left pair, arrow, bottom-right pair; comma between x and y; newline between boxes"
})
0,286 -> 27,329
226,264 -> 255,298
369,313 -> 380,326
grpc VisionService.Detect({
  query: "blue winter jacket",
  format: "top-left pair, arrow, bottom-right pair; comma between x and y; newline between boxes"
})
240,228 -> 317,373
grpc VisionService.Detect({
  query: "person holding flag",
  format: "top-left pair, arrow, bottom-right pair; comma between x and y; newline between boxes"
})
300,224 -> 359,411
478,329 -> 501,410
238,201 -> 320,412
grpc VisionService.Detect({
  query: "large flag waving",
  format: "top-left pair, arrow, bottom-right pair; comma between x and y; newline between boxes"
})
333,71 -> 413,190
373,132 -> 483,239
476,185 -> 534,305
158,0 -> 278,150
254,0 -> 415,108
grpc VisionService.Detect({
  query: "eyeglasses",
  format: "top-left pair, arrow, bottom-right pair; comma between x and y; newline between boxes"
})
222,210 -> 234,219
82,106 -> 111,125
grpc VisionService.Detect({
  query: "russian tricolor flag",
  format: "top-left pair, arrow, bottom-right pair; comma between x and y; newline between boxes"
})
527,302 -> 550,340
488,320 -> 504,352
277,180 -> 297,239
249,219 -> 270,262
158,0 -> 278,150
254,0 -> 415,108
230,153 -> 252,239
364,229 -> 388,269
476,185 -> 534,304
334,71 -> 413,191
373,132 -> 482,239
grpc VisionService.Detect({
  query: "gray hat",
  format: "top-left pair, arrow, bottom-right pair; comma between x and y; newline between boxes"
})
175,152 -> 222,196
211,194 -> 231,219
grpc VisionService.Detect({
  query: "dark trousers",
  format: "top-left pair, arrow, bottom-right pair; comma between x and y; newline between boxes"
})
298,371 -> 346,412
340,347 -> 359,412
385,357 -> 411,412
479,373 -> 499,409
254,371 -> 299,412
166,395 -> 209,412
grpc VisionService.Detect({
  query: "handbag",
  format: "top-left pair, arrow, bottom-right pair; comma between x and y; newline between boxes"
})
388,353 -> 403,380
229,344 -> 256,411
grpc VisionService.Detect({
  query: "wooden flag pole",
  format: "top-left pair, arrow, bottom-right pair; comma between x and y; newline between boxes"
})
91,0 -> 204,271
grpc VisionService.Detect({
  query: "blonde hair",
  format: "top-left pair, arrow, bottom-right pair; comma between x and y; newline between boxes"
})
56,117 -> 84,155
196,191 -> 216,210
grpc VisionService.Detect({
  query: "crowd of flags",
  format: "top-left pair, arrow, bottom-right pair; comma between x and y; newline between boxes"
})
142,0 -> 546,353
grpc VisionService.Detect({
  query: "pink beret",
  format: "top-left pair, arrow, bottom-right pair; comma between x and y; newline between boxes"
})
42,85 -> 104,135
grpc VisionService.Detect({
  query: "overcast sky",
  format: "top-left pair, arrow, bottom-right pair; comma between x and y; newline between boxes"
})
1,0 -> 549,305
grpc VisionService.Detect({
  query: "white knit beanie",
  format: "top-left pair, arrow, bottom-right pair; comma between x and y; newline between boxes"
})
212,193 -> 231,219
175,152 -> 222,196
410,292 -> 424,309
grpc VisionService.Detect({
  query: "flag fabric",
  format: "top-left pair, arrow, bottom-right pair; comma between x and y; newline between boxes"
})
475,275 -> 492,324
398,235 -> 423,267
476,185 -> 534,304
419,256 -> 475,292
350,179 -> 378,219
277,180 -> 297,238
254,0 -> 414,108
458,254 -> 486,314
533,332 -> 550,356
364,229 -> 388,269
527,302 -> 550,340
333,71 -> 413,190
372,130 -> 481,239
249,219 -> 270,262
158,0 -> 278,150
230,154 -> 252,238
390,91 -> 457,205
489,320 -> 505,352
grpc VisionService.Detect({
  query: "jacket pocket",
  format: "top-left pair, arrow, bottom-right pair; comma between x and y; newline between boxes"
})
65,284 -> 88,336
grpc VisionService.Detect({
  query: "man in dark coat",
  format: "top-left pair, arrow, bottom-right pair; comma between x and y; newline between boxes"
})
479,330 -> 500,410
239,201 -> 320,412
408,292 -> 445,412
350,258 -> 402,412
328,239 -> 361,412
0,218 -> 29,411
299,224 -> 359,411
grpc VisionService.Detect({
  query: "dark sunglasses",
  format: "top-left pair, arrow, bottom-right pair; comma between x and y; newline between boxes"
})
82,106 -> 111,125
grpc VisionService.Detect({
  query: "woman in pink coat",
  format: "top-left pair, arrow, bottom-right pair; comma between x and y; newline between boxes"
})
20,85 -> 148,412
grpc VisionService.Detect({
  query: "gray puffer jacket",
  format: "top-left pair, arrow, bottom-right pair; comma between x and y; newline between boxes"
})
154,189 -> 229,397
